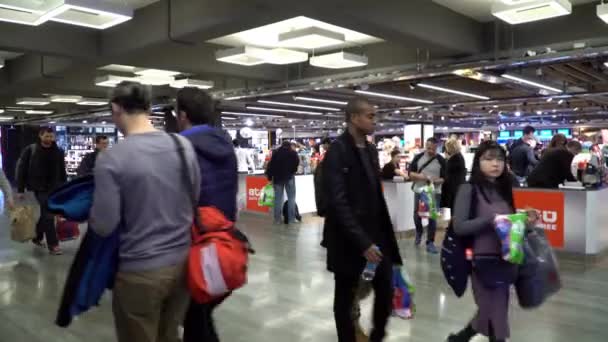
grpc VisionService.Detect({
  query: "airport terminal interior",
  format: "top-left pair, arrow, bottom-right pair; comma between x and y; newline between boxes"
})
1,0 -> 608,341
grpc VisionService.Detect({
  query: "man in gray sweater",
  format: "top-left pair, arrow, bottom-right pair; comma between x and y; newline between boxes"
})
89,82 -> 200,342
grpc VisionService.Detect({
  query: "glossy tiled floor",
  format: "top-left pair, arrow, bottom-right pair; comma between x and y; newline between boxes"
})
0,207 -> 607,341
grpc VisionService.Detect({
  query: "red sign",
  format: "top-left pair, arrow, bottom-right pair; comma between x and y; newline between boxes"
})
513,190 -> 565,248
246,176 -> 271,213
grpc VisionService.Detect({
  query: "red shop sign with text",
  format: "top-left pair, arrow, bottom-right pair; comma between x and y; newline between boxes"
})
246,176 -> 271,213
513,190 -> 565,248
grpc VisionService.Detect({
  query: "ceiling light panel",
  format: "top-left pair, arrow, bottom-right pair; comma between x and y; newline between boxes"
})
258,100 -> 340,111
354,90 -> 434,104
39,0 -> 133,29
134,68 -> 181,77
216,46 -> 267,66
50,95 -> 83,103
502,73 -> 563,93
309,52 -> 368,69
208,16 -> 382,52
263,48 -> 309,65
247,106 -> 323,115
598,3 -> 608,24
170,79 -> 214,89
77,98 -> 107,106
279,27 -> 345,49
17,97 -> 50,106
0,0 -> 55,26
134,75 -> 175,86
294,96 -> 348,106
418,83 -> 490,100
221,111 -> 284,118
26,110 -> 53,115
492,0 -> 572,25
95,75 -> 134,87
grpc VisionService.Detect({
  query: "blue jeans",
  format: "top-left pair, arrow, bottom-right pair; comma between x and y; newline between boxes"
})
414,193 -> 440,244
273,177 -> 296,223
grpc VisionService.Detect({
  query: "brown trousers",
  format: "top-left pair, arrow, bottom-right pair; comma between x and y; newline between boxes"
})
112,264 -> 189,342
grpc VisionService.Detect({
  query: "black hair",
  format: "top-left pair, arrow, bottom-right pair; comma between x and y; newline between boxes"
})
39,127 -> 54,135
391,150 -> 401,158
345,97 -> 372,123
426,137 -> 438,145
233,139 -> 240,148
548,133 -> 567,149
321,137 -> 332,145
110,81 -> 151,114
176,87 -> 216,126
469,140 -> 514,209
523,125 -> 535,135
95,135 -> 109,144
566,140 -> 582,153
282,140 -> 291,147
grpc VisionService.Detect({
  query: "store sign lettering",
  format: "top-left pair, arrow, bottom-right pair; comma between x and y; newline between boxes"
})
245,176 -> 270,213
537,210 -> 558,231
513,190 -> 565,248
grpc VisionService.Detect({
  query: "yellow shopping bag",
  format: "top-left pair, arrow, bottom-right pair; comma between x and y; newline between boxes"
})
9,205 -> 37,242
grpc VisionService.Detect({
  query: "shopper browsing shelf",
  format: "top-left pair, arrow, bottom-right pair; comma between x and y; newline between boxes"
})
266,140 -> 300,224
76,135 -> 109,176
16,127 -> 67,255
89,81 -> 201,342
322,97 -> 402,342
175,87 -> 238,342
381,150 -> 407,180
527,139 -> 581,188
408,137 -> 446,254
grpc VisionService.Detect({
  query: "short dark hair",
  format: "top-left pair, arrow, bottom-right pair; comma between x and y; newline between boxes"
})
426,137 -> 438,145
321,138 -> 331,145
391,150 -> 401,158
567,140 -> 582,153
176,87 -> 216,125
110,81 -> 151,114
345,97 -> 372,123
523,125 -> 535,135
95,135 -> 109,144
39,127 -> 54,135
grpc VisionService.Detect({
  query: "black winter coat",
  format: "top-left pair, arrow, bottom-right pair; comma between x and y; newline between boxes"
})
16,143 -> 67,193
266,146 -> 299,183
321,132 -> 403,275
441,153 -> 467,210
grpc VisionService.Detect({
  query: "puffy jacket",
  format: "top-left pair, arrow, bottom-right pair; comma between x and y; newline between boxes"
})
16,143 -> 67,193
322,132 -> 403,275
266,145 -> 299,184
181,125 -> 238,221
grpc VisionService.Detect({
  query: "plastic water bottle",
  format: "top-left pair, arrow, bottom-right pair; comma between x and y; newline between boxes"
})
361,247 -> 380,281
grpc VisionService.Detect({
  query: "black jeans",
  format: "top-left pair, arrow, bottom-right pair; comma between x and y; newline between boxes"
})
413,193 -> 440,244
334,258 -> 393,342
34,191 -> 58,249
183,296 -> 227,342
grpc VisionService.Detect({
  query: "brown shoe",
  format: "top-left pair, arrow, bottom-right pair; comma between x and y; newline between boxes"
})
355,321 -> 369,342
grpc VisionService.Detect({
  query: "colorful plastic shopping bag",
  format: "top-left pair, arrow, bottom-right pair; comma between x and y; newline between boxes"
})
392,266 -> 415,319
494,213 -> 527,264
417,184 -> 439,226
257,183 -> 274,207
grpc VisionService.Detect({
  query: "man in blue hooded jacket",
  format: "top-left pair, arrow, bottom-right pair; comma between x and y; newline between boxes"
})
176,87 -> 238,342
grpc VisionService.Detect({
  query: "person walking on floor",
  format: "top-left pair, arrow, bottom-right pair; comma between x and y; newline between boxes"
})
322,97 -> 403,342
408,137 -> 446,254
448,140 -> 536,342
89,81 -> 201,342
16,127 -> 67,255
441,138 -> 467,211
175,87 -> 238,342
76,135 -> 110,176
266,140 -> 299,224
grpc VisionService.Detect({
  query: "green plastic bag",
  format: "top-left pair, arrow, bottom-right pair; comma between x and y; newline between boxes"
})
494,213 -> 527,264
258,183 -> 274,207
418,184 -> 440,221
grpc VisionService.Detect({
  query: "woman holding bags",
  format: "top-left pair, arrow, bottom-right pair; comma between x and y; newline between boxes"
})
447,141 -> 536,342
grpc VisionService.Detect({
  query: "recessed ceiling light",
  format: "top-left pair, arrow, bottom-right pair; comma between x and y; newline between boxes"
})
492,0 -> 572,25
170,79 -> 214,89
221,111 -> 284,118
134,68 -> 181,77
418,83 -> 490,100
599,3 -> 608,24
38,0 -> 133,30
99,64 -> 137,73
257,100 -> 339,111
354,90 -> 434,104
50,95 -> 83,103
515,111 -> 522,117
77,98 -> 107,106
95,75 -> 134,87
0,58 -> 4,69
293,96 -> 347,106
25,110 -> 53,115
502,73 -> 562,93
82,120 -> 88,124
247,106 -> 323,115
216,46 -> 267,66
279,27 -> 345,49
547,97 -> 554,102
0,109 -> 3,114
17,97 -> 50,106
309,52 -> 368,69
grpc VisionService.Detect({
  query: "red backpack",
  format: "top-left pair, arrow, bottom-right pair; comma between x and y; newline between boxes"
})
188,207 -> 253,304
